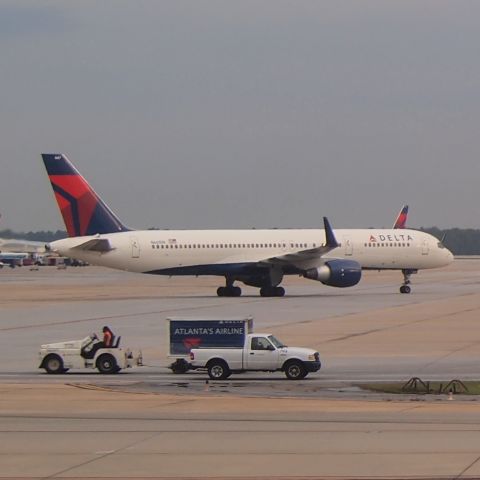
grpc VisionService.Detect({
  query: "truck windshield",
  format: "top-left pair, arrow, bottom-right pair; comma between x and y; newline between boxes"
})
268,335 -> 286,348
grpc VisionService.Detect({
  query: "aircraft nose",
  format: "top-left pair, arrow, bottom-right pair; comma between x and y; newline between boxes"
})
446,248 -> 454,264
439,245 -> 454,266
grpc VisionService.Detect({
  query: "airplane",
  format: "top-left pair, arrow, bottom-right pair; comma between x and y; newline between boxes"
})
41,154 -> 453,296
393,205 -> 408,229
0,238 -> 46,254
0,214 -> 47,254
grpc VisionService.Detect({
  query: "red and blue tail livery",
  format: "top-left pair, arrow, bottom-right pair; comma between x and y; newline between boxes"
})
393,205 -> 408,229
41,154 -> 129,237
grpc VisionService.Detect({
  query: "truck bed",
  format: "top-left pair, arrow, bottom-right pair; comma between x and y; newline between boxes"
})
190,347 -> 245,370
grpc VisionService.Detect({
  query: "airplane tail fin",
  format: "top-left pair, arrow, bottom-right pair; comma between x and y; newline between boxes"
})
41,154 -> 130,237
393,205 -> 408,229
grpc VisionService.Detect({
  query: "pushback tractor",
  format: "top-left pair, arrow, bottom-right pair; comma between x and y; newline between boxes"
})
39,334 -> 143,374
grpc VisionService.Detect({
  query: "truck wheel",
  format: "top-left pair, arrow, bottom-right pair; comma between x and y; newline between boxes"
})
96,354 -> 119,374
207,360 -> 231,380
44,354 -> 64,374
284,360 -> 307,380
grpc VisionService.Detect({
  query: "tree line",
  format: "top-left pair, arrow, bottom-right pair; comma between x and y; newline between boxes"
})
0,229 -> 67,243
420,227 -> 480,256
1,227 -> 480,255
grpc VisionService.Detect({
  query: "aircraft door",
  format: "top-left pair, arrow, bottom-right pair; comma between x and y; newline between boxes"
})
343,236 -> 353,256
131,237 -> 140,258
422,239 -> 429,255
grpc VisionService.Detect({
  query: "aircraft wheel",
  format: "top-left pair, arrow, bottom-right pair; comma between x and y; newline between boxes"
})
260,287 -> 273,297
217,287 -> 226,297
233,286 -> 242,297
260,286 -> 284,297
400,285 -> 411,294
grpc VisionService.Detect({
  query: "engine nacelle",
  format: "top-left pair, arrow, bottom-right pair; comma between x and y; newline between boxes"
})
304,259 -> 362,288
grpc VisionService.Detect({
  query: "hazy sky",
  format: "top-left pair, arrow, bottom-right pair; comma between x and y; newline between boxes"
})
1,1 -> 479,231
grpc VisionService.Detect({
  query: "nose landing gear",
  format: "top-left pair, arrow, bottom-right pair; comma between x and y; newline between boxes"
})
400,269 -> 417,294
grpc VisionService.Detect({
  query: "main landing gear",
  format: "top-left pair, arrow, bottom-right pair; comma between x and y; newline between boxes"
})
217,277 -> 242,297
260,286 -> 285,297
217,285 -> 242,297
216,277 -> 286,297
217,285 -> 286,297
400,269 -> 417,294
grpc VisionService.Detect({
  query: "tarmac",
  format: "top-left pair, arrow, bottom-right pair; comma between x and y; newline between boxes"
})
1,260 -> 480,479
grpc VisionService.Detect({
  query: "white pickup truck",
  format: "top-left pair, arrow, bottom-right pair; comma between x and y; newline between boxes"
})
189,333 -> 321,380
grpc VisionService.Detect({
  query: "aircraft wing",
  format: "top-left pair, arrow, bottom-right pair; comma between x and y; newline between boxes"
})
260,217 -> 339,269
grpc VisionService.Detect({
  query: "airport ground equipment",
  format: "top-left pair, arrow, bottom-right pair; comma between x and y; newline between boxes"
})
167,316 -> 253,373
189,332 -> 321,380
39,334 -> 143,374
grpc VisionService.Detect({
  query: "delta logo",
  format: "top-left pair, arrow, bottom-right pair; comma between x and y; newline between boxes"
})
369,233 -> 414,242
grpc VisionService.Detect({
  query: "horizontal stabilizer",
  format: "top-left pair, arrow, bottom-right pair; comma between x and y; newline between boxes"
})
71,238 -> 113,252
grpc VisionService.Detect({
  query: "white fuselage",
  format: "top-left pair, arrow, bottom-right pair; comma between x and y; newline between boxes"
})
50,228 -> 453,275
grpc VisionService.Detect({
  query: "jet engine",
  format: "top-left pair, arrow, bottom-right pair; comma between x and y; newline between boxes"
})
303,259 -> 362,287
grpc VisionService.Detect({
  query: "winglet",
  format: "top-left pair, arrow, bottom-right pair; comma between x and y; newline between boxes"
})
393,205 -> 408,229
323,217 -> 339,248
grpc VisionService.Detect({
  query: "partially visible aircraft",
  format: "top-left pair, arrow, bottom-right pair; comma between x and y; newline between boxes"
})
41,154 -> 453,296
0,214 -> 47,254
393,205 -> 409,229
0,238 -> 46,254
